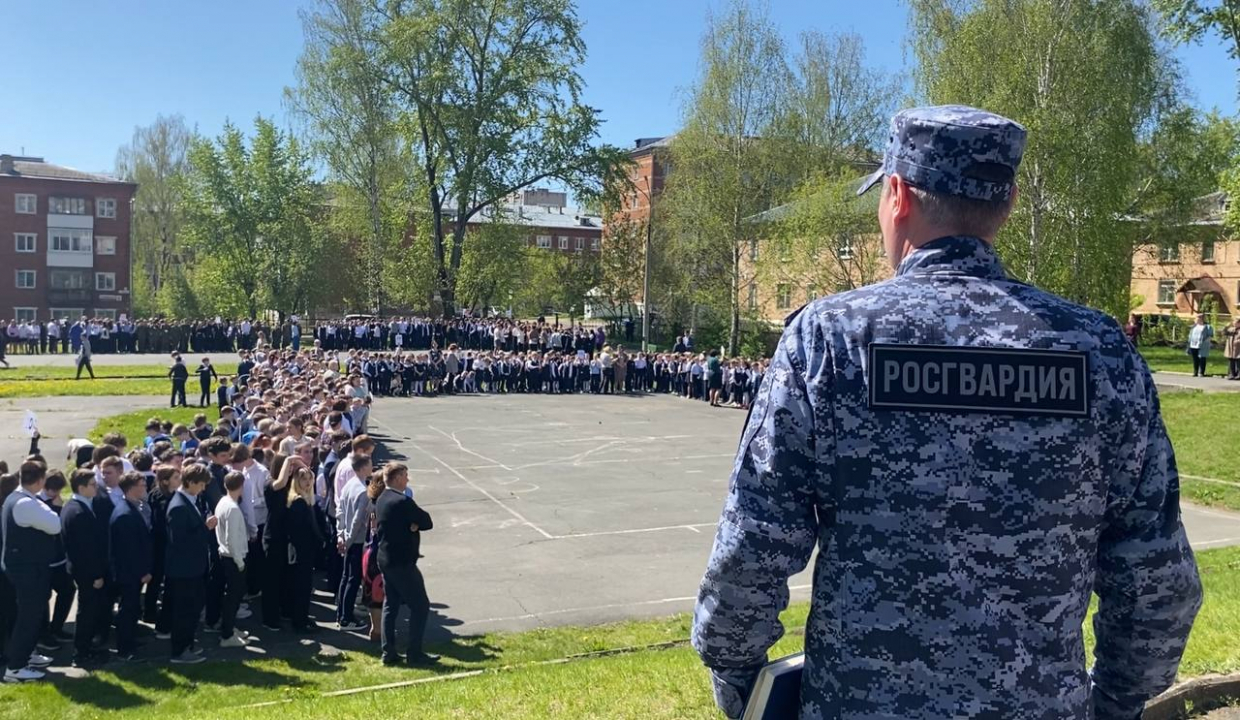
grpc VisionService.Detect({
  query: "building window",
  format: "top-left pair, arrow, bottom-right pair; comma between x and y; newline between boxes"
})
591,238 -> 600,251
49,196 -> 88,215
50,228 -> 92,252
49,308 -> 83,321
96,236 -> 116,255
50,270 -> 89,290
16,270 -> 37,289
536,235 -> 551,249
747,284 -> 758,311
15,194 -> 36,214
1157,279 -> 1177,306
776,284 -> 792,310
576,237 -> 585,251
558,236 -> 569,250
749,239 -> 759,262
1202,241 -> 1216,263
94,308 -> 117,320
96,198 -> 117,218
1158,244 -> 1181,263
806,285 -> 818,303
15,233 -> 36,253
13,307 -> 37,323
95,272 -> 116,291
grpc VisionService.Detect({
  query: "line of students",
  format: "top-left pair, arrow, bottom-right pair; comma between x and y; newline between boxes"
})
0,347 -> 438,682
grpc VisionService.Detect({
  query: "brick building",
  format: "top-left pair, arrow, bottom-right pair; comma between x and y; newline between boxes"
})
470,187 -> 603,253
1,154 -> 137,323
1130,192 -> 1232,321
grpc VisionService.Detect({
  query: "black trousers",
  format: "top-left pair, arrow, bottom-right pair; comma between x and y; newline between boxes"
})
220,560 -> 245,640
380,563 -> 430,661
72,578 -> 105,658
144,546 -> 165,623
204,553 -> 225,627
5,566 -> 51,671
261,540 -> 287,627
47,565 -> 75,634
171,379 -> 187,407
199,381 -> 211,407
289,560 -> 315,630
245,533 -> 265,597
1190,348 -> 1208,376
167,575 -> 205,656
115,581 -> 142,654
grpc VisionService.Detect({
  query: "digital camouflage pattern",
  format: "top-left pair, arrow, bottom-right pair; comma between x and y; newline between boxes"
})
692,235 -> 1203,719
856,105 -> 1027,202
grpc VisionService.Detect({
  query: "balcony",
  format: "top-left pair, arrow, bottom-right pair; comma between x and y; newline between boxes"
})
47,289 -> 92,304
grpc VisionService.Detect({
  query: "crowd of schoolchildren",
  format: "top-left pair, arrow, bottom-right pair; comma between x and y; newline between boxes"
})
0,347 -> 441,682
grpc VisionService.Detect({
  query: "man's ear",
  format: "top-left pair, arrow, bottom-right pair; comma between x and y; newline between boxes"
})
888,174 -> 913,221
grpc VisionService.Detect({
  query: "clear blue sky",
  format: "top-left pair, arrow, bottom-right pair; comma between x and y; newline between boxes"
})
0,0 -> 1234,175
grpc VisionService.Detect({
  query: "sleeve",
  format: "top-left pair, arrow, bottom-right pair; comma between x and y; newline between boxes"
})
690,315 -> 824,719
239,480 -> 257,538
15,496 -> 63,535
1090,366 -> 1203,720
409,500 -> 433,532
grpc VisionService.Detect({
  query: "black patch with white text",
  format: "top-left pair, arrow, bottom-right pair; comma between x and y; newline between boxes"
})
868,344 -> 1089,417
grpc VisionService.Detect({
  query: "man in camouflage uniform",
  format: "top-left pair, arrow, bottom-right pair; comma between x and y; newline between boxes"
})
692,105 -> 1202,720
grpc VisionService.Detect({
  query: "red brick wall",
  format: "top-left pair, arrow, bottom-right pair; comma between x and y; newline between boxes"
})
0,175 -> 137,321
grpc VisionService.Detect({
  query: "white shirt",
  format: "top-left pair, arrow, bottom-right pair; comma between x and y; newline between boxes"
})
215,495 -> 249,569
334,453 -> 357,503
1,488 -> 62,572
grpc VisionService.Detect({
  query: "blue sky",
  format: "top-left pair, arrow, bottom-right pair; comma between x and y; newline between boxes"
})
0,0 -> 1234,174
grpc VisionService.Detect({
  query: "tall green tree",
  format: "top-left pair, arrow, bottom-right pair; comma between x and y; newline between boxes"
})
662,0 -> 792,355
115,114 -> 193,316
909,0 -> 1175,319
296,0 -> 630,317
456,222 -> 530,314
180,118 -> 330,319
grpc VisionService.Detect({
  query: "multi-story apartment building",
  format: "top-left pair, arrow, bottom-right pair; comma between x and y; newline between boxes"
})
1,154 -> 137,322
1130,192 -> 1231,321
471,187 -> 603,253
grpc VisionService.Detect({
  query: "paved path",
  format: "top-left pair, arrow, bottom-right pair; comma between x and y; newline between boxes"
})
2,352 -> 246,367
0,395 -> 165,465
1153,371 -> 1240,393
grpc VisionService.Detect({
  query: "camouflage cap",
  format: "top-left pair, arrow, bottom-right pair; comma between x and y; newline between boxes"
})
857,104 -> 1027,202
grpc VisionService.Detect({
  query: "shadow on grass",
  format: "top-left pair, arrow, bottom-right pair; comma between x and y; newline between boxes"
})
52,674 -> 155,711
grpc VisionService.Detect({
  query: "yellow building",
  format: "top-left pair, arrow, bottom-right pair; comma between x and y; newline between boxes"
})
1130,192 -> 1231,320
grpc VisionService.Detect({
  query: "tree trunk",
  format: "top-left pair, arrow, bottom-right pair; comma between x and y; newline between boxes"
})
729,242 -> 740,357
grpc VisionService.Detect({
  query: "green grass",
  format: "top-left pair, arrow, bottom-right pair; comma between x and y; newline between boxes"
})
1,548 -> 1235,720
0,365 -> 236,399
87,407 -> 218,445
1158,393 -> 1240,512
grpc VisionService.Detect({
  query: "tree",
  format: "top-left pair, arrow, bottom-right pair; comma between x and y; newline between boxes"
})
909,0 -> 1175,319
758,172 -> 885,298
180,117 -> 330,319
288,0 -> 411,314
597,217 -> 646,319
662,0 -> 792,355
456,222 -> 530,314
115,115 -> 193,316
296,0 -> 631,317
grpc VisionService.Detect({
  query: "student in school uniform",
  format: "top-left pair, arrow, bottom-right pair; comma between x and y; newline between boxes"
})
286,465 -> 323,634
60,470 -> 110,668
37,471 -> 74,653
195,357 -> 218,408
335,454 -> 373,631
214,472 -> 250,648
109,473 -> 152,662
2,461 -> 62,683
165,464 -> 214,664
168,353 -> 190,408
145,466 -> 180,632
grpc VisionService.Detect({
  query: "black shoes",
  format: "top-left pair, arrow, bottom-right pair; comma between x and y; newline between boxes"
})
407,653 -> 440,667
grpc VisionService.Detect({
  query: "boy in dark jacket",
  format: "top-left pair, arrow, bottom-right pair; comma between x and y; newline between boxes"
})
61,470 -> 109,668
165,464 -> 214,664
110,473 -> 152,661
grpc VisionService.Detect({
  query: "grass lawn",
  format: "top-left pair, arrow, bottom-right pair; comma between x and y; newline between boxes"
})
0,365 -> 237,399
1159,393 -> 1240,512
87,407 -> 217,445
1,547 -> 1235,720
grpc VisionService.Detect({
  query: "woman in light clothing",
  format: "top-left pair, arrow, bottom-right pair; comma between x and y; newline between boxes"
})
1187,313 -> 1214,377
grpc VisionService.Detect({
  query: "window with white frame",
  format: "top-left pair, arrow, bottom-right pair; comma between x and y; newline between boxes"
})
49,196 -> 88,215
95,272 -> 116,291
50,228 -> 92,253
96,236 -> 116,255
1202,240 -> 1216,263
776,284 -> 792,310
49,308 -> 83,321
838,234 -> 855,261
558,236 -> 569,250
16,270 -> 37,289
1159,244 -> 1181,263
806,285 -> 818,303
1157,279 -> 1177,305
591,238 -> 600,251
747,285 -> 758,311
96,198 -> 117,218
13,307 -> 37,323
536,235 -> 552,249
15,233 -> 36,253
94,308 -> 117,320
576,237 -> 584,250
15,194 -> 36,214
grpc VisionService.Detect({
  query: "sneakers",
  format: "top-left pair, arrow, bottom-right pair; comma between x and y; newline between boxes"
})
49,629 -> 73,643
27,653 -> 53,668
114,653 -> 143,664
72,652 -> 110,669
337,619 -> 368,631
3,667 -> 45,683
155,631 -> 171,640
381,654 -> 404,666
202,623 -> 220,634
219,635 -> 248,649
235,607 -> 253,620
35,639 -> 61,653
170,651 -> 205,665
407,652 -> 441,667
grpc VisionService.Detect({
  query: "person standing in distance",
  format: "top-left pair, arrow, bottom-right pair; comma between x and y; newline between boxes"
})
374,463 -> 437,667
691,105 -> 1202,720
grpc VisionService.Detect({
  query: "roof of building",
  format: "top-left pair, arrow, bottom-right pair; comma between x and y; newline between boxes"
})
0,154 -> 133,185
1194,191 -> 1227,225
630,136 -> 674,156
469,202 -> 604,231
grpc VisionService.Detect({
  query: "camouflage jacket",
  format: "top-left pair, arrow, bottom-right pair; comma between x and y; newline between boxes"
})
692,235 -> 1202,720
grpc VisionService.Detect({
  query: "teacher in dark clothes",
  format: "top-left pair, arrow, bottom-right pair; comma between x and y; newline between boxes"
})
374,463 -> 437,667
